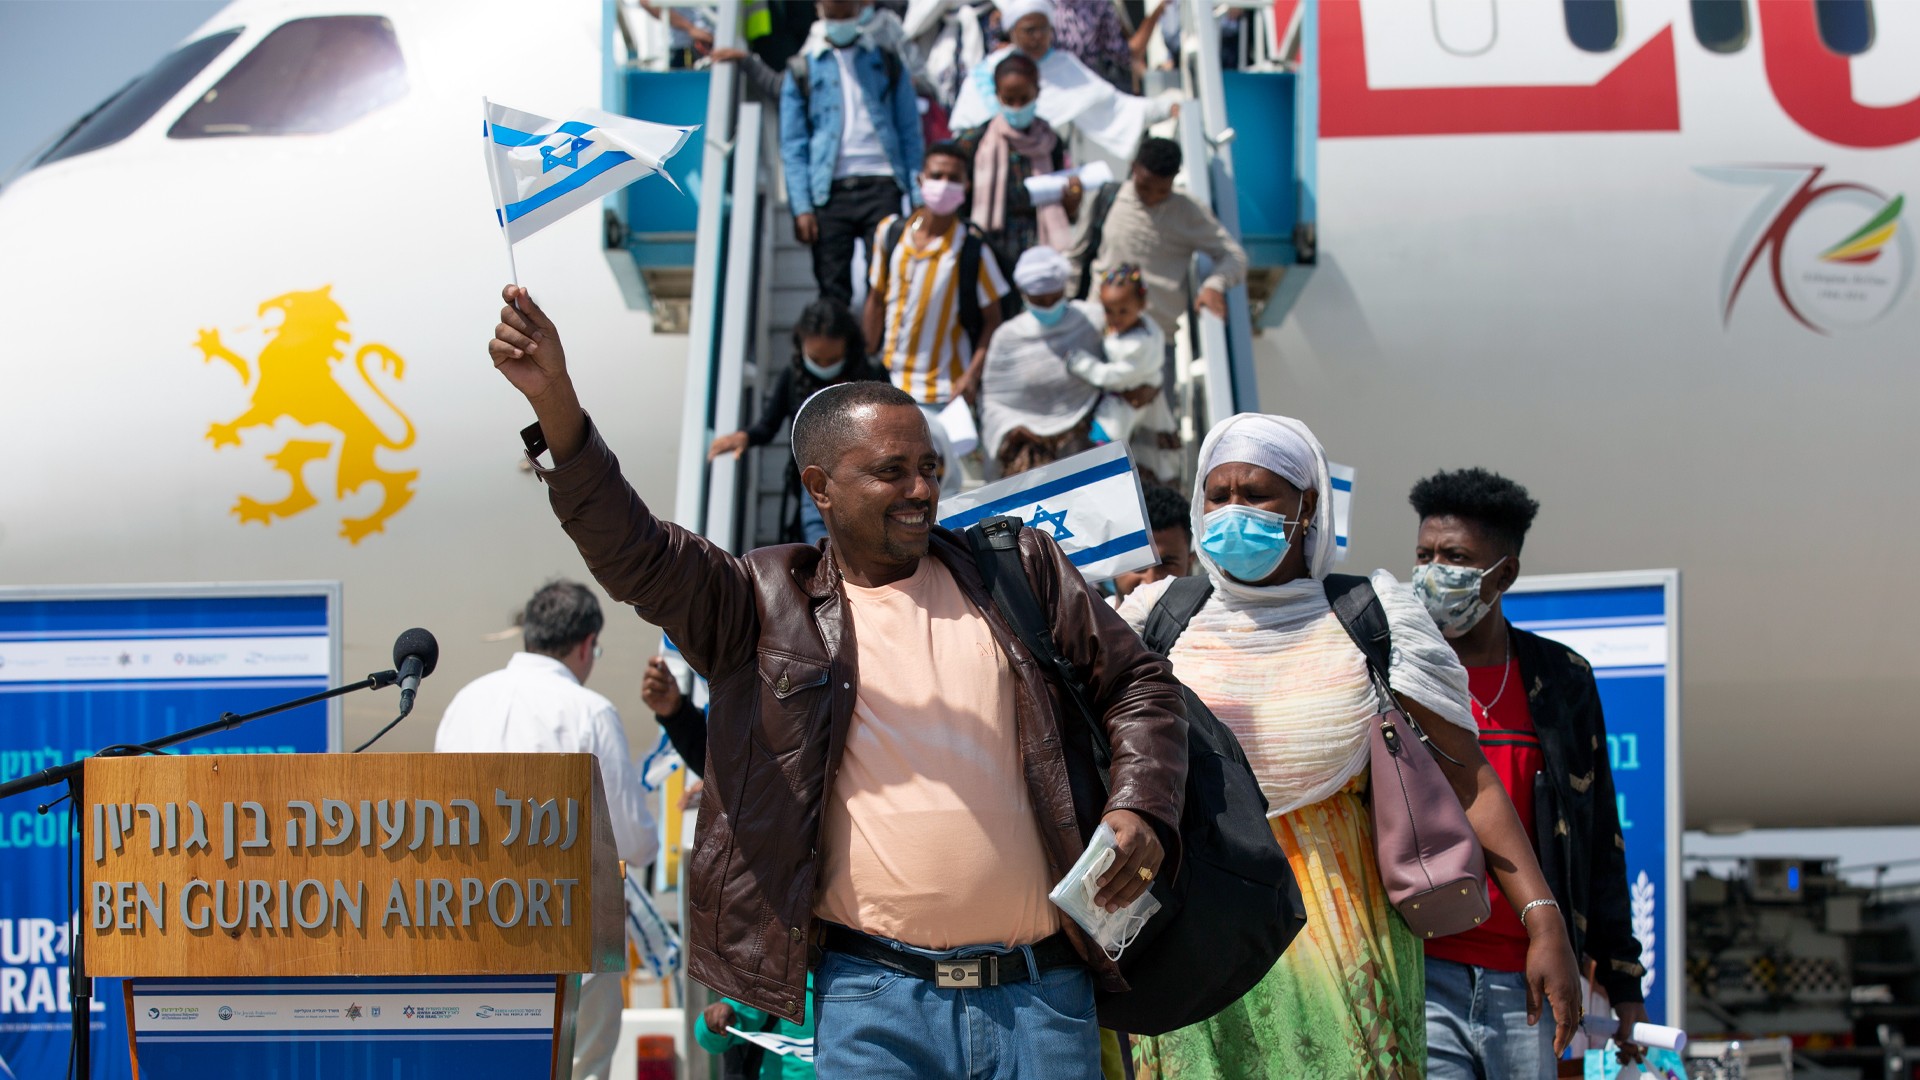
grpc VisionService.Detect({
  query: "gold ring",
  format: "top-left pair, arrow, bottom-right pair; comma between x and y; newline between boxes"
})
1137,866 -> 1155,882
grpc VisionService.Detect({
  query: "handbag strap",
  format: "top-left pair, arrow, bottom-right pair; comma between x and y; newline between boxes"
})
1322,573 -> 1466,768
965,517 -> 1114,789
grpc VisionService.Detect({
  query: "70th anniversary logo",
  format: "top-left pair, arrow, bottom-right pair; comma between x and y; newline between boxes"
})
1706,165 -> 1912,335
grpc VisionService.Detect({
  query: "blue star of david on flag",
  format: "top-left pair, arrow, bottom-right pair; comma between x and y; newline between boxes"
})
1026,505 -> 1073,540
541,135 -> 592,172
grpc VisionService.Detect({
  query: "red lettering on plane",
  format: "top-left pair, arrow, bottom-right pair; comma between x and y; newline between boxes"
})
1319,2 -> 1680,138
1758,3 -> 1920,149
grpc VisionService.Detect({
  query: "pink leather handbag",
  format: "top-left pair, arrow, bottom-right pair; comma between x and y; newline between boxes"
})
1325,574 -> 1491,939
1366,704 -> 1491,939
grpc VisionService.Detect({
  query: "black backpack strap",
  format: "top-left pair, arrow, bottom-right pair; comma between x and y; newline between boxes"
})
1141,577 -> 1213,656
965,516 -> 1113,786
1322,573 -> 1391,682
786,54 -> 810,104
873,215 -> 908,295
1323,573 -> 1465,766
1074,182 -> 1124,300
882,48 -> 902,94
957,224 -> 983,351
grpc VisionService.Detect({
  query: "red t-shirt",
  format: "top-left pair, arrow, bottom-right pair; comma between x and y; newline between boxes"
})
1424,657 -> 1542,974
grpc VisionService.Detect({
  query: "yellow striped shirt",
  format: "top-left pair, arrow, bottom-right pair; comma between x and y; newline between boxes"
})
868,213 -> 1009,405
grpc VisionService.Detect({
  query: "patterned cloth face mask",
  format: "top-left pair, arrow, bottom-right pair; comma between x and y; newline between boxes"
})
1411,557 -> 1509,638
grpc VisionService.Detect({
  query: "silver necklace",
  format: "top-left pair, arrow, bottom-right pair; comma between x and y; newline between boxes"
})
1470,637 -> 1512,714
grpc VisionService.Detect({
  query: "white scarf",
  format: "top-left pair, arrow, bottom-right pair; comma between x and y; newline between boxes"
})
1114,413 -> 1476,816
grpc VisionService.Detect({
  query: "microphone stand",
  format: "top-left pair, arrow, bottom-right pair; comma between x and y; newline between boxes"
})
0,669 -> 399,1079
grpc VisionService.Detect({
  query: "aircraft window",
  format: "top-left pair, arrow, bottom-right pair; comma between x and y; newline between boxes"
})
169,16 -> 407,139
1562,0 -> 1622,52
36,30 -> 242,166
1814,0 -> 1874,55
1430,0 -> 1497,57
1689,0 -> 1749,53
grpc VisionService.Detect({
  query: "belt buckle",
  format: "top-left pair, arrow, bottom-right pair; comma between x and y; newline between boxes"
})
934,959 -> 983,989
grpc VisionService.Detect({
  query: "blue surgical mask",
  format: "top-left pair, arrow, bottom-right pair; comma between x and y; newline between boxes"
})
857,5 -> 876,25
1199,504 -> 1301,584
1001,101 -> 1038,130
1030,299 -> 1068,327
802,354 -> 846,380
823,18 -> 861,46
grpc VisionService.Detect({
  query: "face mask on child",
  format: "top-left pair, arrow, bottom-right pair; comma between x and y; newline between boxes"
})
1001,101 -> 1039,130
921,177 -> 966,215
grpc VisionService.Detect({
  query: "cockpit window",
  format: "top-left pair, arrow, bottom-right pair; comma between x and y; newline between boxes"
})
37,30 -> 242,166
168,16 -> 407,139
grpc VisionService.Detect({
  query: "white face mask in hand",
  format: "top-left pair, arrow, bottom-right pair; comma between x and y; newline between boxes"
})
1048,822 -> 1163,961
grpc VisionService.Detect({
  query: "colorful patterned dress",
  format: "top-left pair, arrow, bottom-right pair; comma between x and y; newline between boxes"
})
1117,571 -> 1478,1079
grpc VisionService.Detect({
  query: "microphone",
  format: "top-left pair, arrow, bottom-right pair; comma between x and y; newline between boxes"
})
392,627 -> 440,720
352,628 -> 438,753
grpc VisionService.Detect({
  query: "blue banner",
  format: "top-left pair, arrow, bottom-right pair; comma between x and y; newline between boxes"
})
0,588 -> 337,1080
128,974 -> 559,1079
1505,574 -> 1680,1026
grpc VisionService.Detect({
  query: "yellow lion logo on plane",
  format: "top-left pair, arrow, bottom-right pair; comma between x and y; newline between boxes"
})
196,286 -> 417,544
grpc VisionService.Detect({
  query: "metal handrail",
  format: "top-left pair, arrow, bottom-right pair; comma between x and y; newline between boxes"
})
701,99 -> 765,552
1179,0 -> 1262,420
669,1 -> 742,536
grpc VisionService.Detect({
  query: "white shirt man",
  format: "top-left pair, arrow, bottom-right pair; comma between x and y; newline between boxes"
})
435,651 -> 657,867
433,581 -> 657,1080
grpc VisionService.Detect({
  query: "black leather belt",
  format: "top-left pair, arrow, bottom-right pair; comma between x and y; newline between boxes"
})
831,176 -> 896,191
819,923 -> 1082,989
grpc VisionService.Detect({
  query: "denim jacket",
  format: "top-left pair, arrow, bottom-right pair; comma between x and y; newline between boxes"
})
779,44 -> 923,216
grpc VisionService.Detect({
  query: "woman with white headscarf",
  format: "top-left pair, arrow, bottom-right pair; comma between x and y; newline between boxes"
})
978,247 -> 1102,475
947,0 -> 1177,160
1116,414 -> 1581,1079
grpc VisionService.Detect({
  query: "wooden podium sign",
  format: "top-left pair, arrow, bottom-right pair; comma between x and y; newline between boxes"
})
82,753 -> 625,978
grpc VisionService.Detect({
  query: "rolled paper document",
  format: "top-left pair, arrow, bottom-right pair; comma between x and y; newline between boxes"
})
1023,161 -> 1118,206
1581,1018 -> 1688,1051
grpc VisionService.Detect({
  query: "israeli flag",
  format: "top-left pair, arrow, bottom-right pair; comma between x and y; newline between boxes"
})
938,443 -> 1155,583
1330,462 -> 1354,563
484,100 -> 695,243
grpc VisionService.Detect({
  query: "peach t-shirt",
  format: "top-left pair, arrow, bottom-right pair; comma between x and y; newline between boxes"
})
815,557 -> 1061,949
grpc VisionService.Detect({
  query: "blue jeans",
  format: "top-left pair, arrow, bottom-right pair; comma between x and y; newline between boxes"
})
1425,956 -> 1557,1080
813,938 -> 1100,1080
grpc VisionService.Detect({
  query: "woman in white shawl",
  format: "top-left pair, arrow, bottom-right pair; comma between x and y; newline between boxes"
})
978,248 -> 1103,475
1118,414 -> 1581,1079
948,0 -> 1176,160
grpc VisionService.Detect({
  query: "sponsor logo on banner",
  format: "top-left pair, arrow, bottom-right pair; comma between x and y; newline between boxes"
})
345,1003 -> 363,1021
146,1006 -> 198,1022
403,1005 -> 461,1021
474,1005 -> 544,1020
218,1006 -> 233,1021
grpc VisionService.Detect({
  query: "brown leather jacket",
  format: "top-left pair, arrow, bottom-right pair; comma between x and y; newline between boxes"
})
530,420 -> 1188,1022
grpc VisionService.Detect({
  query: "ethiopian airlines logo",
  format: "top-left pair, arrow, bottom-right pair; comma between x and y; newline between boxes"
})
1704,165 -> 1913,334
196,286 -> 418,542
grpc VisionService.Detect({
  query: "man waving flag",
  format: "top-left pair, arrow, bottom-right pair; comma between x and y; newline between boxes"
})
484,101 -> 695,246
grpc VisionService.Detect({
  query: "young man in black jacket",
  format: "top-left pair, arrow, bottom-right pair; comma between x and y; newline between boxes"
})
1409,468 -> 1649,1078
